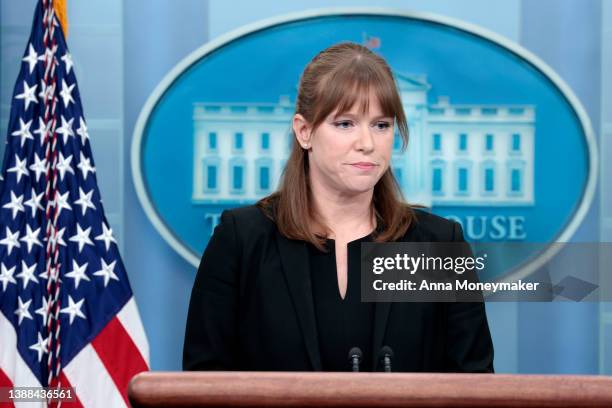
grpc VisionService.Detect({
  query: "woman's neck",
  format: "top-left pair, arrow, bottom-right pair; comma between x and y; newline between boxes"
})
309,179 -> 376,240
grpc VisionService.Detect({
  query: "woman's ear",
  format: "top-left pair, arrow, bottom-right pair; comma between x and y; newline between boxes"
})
292,113 -> 312,149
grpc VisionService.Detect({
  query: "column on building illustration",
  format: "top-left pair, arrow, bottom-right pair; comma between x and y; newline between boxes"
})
394,73 -> 432,207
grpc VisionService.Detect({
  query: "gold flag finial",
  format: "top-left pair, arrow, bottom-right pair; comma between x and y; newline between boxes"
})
53,0 -> 68,38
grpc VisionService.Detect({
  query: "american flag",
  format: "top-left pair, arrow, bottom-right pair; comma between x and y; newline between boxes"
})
0,1 -> 149,406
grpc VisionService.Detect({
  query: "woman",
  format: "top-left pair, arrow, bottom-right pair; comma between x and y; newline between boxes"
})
183,42 -> 494,372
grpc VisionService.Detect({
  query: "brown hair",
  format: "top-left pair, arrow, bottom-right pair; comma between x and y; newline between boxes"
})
256,42 -> 417,251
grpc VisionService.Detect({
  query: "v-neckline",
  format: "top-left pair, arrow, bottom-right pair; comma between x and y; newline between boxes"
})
322,232 -> 374,301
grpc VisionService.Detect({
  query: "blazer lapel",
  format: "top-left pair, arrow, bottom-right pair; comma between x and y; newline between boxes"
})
370,220 -> 422,370
275,231 -> 323,371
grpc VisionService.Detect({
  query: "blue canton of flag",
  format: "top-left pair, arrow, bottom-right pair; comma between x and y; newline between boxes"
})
0,1 -> 149,406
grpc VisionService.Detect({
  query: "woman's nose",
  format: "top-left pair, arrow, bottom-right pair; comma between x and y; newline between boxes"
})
355,125 -> 375,152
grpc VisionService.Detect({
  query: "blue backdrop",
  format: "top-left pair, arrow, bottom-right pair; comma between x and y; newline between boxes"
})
0,0 -> 608,373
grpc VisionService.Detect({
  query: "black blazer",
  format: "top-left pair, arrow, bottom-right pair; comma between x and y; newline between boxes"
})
183,204 -> 494,372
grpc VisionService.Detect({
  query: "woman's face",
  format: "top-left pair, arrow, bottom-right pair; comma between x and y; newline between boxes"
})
294,92 -> 395,197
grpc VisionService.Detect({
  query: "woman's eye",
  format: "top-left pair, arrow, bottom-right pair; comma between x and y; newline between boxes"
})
375,121 -> 391,130
334,121 -> 353,129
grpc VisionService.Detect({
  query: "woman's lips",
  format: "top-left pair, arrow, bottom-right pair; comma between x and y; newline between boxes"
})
350,163 -> 377,170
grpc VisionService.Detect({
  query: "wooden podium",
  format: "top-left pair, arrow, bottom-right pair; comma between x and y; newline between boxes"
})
128,371 -> 612,407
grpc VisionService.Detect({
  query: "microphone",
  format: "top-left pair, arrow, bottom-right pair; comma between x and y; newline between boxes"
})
347,347 -> 363,372
378,346 -> 394,372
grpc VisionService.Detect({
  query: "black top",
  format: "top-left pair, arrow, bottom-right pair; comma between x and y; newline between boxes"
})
183,204 -> 494,373
308,233 -> 375,372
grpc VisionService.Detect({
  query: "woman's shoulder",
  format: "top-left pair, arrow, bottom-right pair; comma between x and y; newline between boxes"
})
221,202 -> 277,238
405,205 -> 460,242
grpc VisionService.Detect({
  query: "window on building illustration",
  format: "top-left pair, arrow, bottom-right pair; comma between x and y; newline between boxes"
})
234,132 -> 243,150
206,165 -> 216,190
485,134 -> 494,151
459,133 -> 468,151
485,167 -> 495,192
204,106 -> 221,113
432,133 -> 441,151
482,107 -> 497,115
259,166 -> 270,190
261,132 -> 270,150
458,167 -> 468,192
511,168 -> 521,192
208,132 -> 217,150
511,133 -> 521,152
233,165 -> 243,190
432,167 -> 443,193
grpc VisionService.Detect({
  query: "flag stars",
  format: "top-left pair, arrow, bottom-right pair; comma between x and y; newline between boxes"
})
37,81 -> 55,105
77,152 -> 95,179
2,191 -> 25,219
15,260 -> 38,289
95,223 -> 117,251
56,115 -> 74,145
0,262 -> 17,291
69,223 -> 94,253
65,260 -> 90,289
19,224 -> 43,253
25,188 -> 44,218
76,117 -> 89,145
39,44 -> 58,68
22,43 -> 40,74
74,187 -> 96,216
94,259 -> 119,287
38,44 -> 57,64
7,154 -> 30,183
60,295 -> 86,325
53,191 -> 72,218
0,227 -> 21,255
14,296 -> 33,325
14,80 -> 38,110
59,79 -> 75,107
56,152 -> 75,181
38,268 -> 49,282
37,81 -> 47,102
11,118 -> 34,147
46,226 -> 67,250
33,118 -> 50,146
29,153 -> 47,182
46,266 -> 60,284
35,296 -> 50,325
29,332 -> 49,362
61,51 -> 74,74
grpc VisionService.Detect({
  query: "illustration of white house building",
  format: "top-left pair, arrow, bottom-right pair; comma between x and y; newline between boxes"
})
192,73 -> 535,207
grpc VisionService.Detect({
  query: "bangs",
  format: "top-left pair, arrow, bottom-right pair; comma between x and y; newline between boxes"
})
311,60 -> 403,126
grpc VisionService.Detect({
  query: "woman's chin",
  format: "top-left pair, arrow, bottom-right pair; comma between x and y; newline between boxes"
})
341,182 -> 377,195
